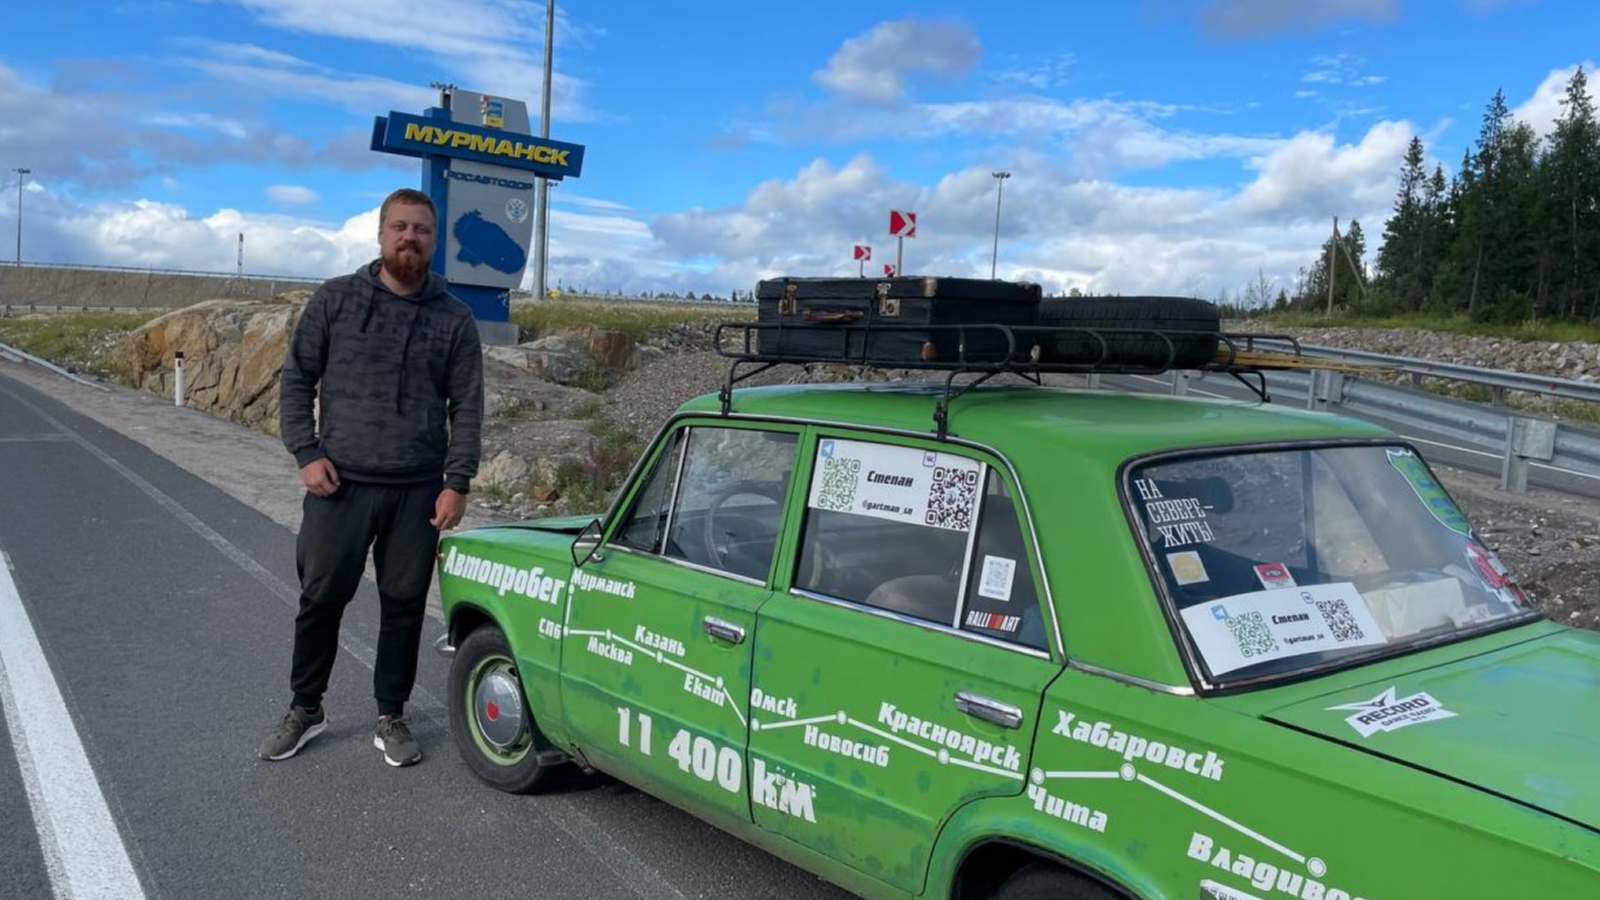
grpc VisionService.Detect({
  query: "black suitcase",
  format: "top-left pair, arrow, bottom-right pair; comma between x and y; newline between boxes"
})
753,276 -> 1042,365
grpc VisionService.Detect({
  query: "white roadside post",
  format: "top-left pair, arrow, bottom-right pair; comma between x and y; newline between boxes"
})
174,350 -> 185,407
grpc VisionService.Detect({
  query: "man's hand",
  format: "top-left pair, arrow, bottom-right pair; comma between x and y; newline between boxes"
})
300,458 -> 340,497
432,488 -> 467,530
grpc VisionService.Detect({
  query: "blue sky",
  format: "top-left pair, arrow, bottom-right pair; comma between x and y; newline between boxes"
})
0,0 -> 1593,298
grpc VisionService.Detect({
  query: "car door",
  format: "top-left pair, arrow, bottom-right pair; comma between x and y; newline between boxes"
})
562,421 -> 800,824
746,432 -> 1062,893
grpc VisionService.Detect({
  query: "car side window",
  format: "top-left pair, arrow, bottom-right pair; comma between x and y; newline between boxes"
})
614,429 -> 686,553
795,437 -> 1046,649
960,475 -> 1047,650
664,428 -> 797,580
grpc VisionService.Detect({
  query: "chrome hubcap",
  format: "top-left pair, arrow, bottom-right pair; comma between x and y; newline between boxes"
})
474,665 -> 526,751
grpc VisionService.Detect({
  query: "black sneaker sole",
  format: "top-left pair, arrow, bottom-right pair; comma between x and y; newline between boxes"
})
373,735 -> 422,767
260,719 -> 327,761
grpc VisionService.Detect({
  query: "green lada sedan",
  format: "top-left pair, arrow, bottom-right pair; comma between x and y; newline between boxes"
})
434,381 -> 1599,900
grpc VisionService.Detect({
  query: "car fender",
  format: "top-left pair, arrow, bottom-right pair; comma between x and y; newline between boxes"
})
923,794 -> 1160,900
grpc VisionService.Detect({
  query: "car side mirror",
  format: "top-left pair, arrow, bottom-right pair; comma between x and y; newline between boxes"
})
571,518 -> 604,568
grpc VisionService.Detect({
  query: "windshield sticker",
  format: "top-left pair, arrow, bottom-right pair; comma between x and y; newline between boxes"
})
965,610 -> 1021,633
1135,478 -> 1216,548
978,555 -> 1017,601
1327,686 -> 1457,738
810,438 -> 982,532
1180,583 -> 1387,676
1386,448 -> 1472,536
1168,551 -> 1210,585
1463,542 -> 1529,607
1253,562 -> 1296,589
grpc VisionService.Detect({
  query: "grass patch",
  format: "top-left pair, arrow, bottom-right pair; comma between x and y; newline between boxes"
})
550,416 -> 645,515
1253,311 -> 1600,344
512,299 -> 752,341
0,310 -> 164,376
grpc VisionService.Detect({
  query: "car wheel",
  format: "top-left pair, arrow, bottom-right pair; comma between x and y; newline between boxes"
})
1035,296 -> 1220,369
993,863 -> 1125,900
448,624 -> 554,794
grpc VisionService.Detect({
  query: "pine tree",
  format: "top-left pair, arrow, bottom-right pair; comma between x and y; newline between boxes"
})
1377,137 -> 1428,307
1545,66 -> 1600,317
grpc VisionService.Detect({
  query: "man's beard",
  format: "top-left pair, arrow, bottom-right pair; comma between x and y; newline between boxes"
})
382,244 -> 432,284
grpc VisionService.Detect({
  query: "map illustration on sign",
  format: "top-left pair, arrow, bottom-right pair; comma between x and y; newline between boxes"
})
453,209 -> 528,274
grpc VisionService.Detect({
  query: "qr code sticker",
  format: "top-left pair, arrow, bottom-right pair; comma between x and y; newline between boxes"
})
814,456 -> 861,511
1315,599 -> 1365,643
1225,611 -> 1279,659
925,466 -> 980,530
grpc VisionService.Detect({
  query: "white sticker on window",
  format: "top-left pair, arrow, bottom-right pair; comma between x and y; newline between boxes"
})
1180,583 -> 1387,676
978,555 -> 1017,601
1167,551 -> 1209,585
809,438 -> 981,532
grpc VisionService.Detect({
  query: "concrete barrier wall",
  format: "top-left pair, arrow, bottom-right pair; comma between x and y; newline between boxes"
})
0,264 -> 321,310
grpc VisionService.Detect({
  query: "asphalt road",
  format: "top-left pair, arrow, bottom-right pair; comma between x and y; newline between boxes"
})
1097,370 -> 1600,500
0,370 -> 852,900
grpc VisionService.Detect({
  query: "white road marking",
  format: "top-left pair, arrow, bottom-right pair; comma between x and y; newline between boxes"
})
0,552 -> 148,900
1127,373 -> 1231,400
0,384 -> 690,900
1397,433 -> 1600,482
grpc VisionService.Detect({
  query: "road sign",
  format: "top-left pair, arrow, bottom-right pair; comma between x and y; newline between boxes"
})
888,210 -> 917,238
854,245 -> 871,261
884,263 -> 897,276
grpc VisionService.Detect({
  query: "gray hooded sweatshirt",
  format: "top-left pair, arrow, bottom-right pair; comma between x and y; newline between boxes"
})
279,260 -> 483,493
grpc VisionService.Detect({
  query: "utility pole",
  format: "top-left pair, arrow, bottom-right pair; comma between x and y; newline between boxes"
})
13,167 -> 30,264
1326,215 -> 1337,316
990,171 -> 1010,280
237,232 -> 244,276
533,0 -> 556,302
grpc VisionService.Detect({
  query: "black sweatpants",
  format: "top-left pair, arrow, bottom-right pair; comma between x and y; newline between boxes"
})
289,478 -> 441,717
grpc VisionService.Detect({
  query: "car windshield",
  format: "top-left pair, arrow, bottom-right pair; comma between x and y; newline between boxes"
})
1129,444 -> 1539,687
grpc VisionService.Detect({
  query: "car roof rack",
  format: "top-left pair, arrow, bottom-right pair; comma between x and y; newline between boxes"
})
712,321 -> 1313,439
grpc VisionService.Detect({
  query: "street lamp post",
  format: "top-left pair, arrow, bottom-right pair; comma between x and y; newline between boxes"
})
533,0 -> 555,301
13,167 -> 30,265
989,171 -> 1010,280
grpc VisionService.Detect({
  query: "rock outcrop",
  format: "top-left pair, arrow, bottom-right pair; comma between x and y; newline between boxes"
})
109,292 -> 312,436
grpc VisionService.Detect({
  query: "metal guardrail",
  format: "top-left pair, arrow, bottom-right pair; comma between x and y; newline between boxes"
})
1155,346 -> 1600,495
0,260 -> 325,284
1254,339 -> 1600,405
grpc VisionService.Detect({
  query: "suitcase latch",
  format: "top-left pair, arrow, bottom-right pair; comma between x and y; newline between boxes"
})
875,282 -> 901,318
780,283 -> 797,316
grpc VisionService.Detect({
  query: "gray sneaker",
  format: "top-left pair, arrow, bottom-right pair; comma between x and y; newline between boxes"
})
258,706 -> 327,760
374,715 -> 421,767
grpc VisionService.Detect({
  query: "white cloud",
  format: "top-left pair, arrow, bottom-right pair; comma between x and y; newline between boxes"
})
0,59 -> 393,188
267,185 -> 319,206
1295,90 -> 1319,99
1233,120 -> 1412,217
1301,52 -> 1384,87
813,18 -> 980,103
990,54 -> 1077,91
208,1 -> 600,120
1513,62 -> 1598,138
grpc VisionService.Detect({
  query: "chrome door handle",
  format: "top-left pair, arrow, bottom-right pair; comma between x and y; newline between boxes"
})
703,616 -> 746,645
954,691 -> 1023,729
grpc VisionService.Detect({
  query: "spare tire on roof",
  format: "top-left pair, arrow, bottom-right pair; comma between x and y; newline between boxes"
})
1035,296 -> 1220,368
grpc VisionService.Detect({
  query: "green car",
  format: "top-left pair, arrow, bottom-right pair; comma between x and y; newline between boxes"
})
435,375 -> 1599,899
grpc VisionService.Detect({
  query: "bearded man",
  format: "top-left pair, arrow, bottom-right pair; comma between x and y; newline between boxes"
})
259,187 -> 483,768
